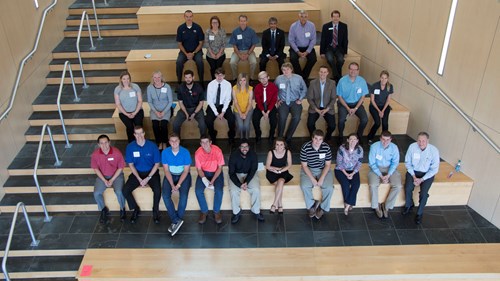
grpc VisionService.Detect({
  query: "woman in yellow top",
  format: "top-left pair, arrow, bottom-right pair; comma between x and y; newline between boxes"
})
232,73 -> 254,139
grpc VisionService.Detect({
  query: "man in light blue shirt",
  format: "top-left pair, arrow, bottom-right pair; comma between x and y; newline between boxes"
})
336,62 -> 368,143
368,131 -> 402,218
229,15 -> 259,80
288,10 -> 317,84
402,132 -> 440,224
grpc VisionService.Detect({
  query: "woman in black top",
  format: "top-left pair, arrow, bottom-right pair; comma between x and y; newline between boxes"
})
265,137 -> 293,213
368,70 -> 394,142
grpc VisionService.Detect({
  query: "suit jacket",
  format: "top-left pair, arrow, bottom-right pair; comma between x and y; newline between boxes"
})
320,21 -> 348,55
260,28 -> 286,58
307,78 -> 337,114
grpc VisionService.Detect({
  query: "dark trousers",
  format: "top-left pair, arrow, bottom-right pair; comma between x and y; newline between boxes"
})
123,170 -> 161,213
337,101 -> 368,140
172,107 -> 207,137
367,104 -> 391,140
119,109 -> 144,143
206,54 -> 226,80
307,111 -> 336,140
334,169 -> 360,206
152,119 -> 168,145
252,107 -> 278,139
205,105 -> 236,142
324,47 -> 345,81
404,171 -> 434,215
176,51 -> 204,83
259,54 -> 286,73
277,102 -> 302,142
289,47 -> 317,82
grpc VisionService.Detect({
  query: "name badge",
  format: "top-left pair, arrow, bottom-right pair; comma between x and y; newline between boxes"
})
209,35 -> 215,41
107,157 -> 114,161
129,91 -> 136,98
133,151 -> 140,158
328,27 -> 334,30
279,83 -> 286,89
237,34 -> 243,40
305,32 -> 311,38
356,88 -> 362,94
375,154 -> 383,161
374,89 -> 380,95
413,153 -> 420,159
161,87 -> 167,93
319,153 -> 326,159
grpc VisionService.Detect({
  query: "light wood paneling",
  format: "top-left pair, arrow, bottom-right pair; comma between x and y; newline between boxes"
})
398,80 -> 434,138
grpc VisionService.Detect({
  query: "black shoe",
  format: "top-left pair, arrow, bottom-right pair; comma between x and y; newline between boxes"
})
153,211 -> 160,224
254,212 -> 265,222
130,208 -> 140,224
415,214 -> 423,224
231,210 -> 241,224
120,208 -> 126,222
402,205 -> 414,216
99,207 -> 109,224
255,136 -> 261,144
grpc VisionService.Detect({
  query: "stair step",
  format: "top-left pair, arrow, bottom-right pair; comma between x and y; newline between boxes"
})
49,57 -> 126,71
46,70 -> 124,84
69,7 -> 140,16
24,124 -> 117,142
0,192 -> 95,206
64,24 -> 139,32
4,175 -> 96,193
2,255 -> 82,273
64,28 -> 140,37
32,85 -> 116,111
28,109 -> 115,126
66,13 -> 138,26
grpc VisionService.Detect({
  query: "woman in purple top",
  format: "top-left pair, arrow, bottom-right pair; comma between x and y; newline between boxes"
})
334,133 -> 363,216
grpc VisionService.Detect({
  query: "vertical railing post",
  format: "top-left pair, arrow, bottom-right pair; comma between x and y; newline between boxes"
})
91,0 -> 103,40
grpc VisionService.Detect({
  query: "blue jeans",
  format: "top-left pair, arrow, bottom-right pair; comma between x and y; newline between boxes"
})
195,171 -> 224,214
162,174 -> 191,224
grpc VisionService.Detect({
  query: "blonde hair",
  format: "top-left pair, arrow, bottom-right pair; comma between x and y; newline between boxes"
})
380,70 -> 391,89
235,73 -> 249,93
150,70 -> 164,85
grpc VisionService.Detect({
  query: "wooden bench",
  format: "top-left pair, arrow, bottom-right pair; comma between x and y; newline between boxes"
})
112,97 -> 410,140
76,244 -> 500,280
136,3 -> 320,36
126,46 -> 362,82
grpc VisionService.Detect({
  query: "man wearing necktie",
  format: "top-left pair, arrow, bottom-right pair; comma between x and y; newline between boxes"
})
205,68 -> 236,144
306,66 -> 337,142
252,71 -> 278,143
259,17 -> 286,74
320,10 -> 348,83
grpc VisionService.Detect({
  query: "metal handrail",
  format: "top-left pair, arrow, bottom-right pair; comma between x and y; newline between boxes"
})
91,0 -> 103,40
33,123 -> 60,222
76,11 -> 96,89
56,61 -> 81,149
348,0 -> 499,154
2,202 -> 40,281
0,0 -> 58,122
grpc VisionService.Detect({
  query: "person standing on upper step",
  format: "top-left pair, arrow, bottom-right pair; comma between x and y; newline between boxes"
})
91,134 -> 126,224
114,71 -> 143,143
320,10 -> 348,83
176,10 -> 205,87
122,126 -> 162,225
288,10 -> 317,86
229,14 -> 259,81
336,62 -> 368,144
368,131 -> 402,219
259,17 -> 286,74
146,70 -> 173,151
402,132 -> 440,225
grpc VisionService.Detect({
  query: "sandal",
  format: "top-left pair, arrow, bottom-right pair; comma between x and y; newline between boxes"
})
278,206 -> 284,214
270,205 -> 276,214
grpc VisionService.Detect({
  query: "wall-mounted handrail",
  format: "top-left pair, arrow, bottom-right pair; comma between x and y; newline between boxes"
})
2,202 -> 40,281
347,0 -> 499,154
76,11 -> 96,89
0,0 -> 58,122
56,61 -> 80,149
91,0 -> 103,40
33,123 -> 60,222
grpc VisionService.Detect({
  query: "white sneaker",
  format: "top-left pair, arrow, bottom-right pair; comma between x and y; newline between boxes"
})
167,223 -> 174,233
170,220 -> 184,236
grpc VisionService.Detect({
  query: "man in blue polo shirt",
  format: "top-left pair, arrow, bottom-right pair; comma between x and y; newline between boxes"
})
229,14 -> 259,80
176,10 -> 205,86
336,62 -> 368,143
123,126 -> 161,224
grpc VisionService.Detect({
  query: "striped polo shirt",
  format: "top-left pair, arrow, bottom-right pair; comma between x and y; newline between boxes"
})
300,141 -> 332,169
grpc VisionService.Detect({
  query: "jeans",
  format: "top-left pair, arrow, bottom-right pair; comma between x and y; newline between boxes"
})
404,171 -> 434,215
195,171 -> 224,213
162,173 -> 191,224
277,102 -> 302,142
334,169 -> 360,206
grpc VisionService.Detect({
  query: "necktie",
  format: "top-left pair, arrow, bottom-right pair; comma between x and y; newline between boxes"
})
270,31 -> 276,55
332,25 -> 338,48
320,82 -> 324,108
285,80 -> 291,105
263,87 -> 268,112
216,83 -> 221,106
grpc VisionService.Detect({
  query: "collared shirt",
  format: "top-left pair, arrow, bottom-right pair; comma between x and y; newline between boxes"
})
288,20 -> 316,53
228,150 -> 258,187
254,82 -> 278,112
176,22 -> 204,52
177,82 -> 205,108
205,27 -> 226,59
206,79 -> 232,114
335,145 -> 363,173
125,140 -> 160,173
370,81 -> 394,107
161,146 -> 192,175
114,83 -> 142,113
274,74 -> 307,105
228,26 -> 259,51
195,144 -> 225,173
369,141 -> 400,176
405,142 -> 440,181
337,75 -> 369,104
90,146 -> 125,177
300,141 -> 332,170
146,83 -> 173,121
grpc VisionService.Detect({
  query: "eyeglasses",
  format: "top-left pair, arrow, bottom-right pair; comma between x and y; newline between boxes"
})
240,145 -> 249,149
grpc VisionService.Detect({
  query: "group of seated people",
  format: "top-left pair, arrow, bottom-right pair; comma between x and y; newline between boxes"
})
91,127 -> 440,237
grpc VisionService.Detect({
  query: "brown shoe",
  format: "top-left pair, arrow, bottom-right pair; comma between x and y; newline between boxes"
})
315,207 -> 324,220
214,212 -> 222,224
198,212 -> 207,224
374,204 -> 383,219
381,203 -> 389,218
308,200 -> 320,218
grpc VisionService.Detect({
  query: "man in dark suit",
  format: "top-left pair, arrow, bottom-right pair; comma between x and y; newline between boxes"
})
320,10 -> 348,83
259,17 -> 286,74
306,66 -> 337,141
